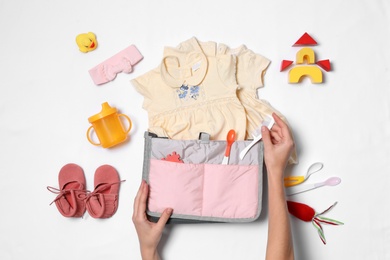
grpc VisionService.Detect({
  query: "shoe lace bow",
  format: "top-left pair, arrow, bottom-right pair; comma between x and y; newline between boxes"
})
84,180 -> 126,202
47,186 -> 88,205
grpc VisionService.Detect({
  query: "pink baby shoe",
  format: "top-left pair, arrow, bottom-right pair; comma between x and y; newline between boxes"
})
47,164 -> 88,217
85,165 -> 125,218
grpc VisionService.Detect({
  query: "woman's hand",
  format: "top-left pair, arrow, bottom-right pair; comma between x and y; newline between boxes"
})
263,113 -> 295,260
261,113 -> 295,178
132,180 -> 173,260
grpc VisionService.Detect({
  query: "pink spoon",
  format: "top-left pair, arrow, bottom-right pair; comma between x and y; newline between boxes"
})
286,177 -> 341,196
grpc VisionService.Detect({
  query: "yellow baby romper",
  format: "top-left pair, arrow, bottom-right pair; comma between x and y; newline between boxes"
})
174,38 -> 298,163
218,44 -> 298,164
131,40 -> 247,140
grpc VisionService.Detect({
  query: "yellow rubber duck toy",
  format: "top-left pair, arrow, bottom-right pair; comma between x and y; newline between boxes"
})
76,32 -> 98,53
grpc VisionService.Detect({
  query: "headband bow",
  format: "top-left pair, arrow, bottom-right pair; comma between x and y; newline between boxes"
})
89,45 -> 143,85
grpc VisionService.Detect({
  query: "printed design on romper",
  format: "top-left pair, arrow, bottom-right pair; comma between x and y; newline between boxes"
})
177,85 -> 200,100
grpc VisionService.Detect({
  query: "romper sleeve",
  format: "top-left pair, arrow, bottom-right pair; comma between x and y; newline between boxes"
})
131,71 -> 152,99
237,50 -> 270,90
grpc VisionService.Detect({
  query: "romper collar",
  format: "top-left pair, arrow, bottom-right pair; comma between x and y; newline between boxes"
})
160,47 -> 208,88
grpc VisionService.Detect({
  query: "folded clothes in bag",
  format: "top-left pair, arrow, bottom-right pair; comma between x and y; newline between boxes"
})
142,132 -> 264,223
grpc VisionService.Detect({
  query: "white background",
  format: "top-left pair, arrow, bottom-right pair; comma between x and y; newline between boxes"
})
1,0 -> 389,259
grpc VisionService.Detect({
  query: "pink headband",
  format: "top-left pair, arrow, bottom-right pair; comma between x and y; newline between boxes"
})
89,45 -> 143,85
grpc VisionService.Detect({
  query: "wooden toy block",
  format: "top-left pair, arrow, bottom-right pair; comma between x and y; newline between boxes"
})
317,59 -> 331,71
296,47 -> 316,64
289,66 -> 323,84
280,60 -> 293,71
293,32 -> 317,46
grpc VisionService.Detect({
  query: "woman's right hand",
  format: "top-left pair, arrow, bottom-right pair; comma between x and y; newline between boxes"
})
261,113 -> 295,178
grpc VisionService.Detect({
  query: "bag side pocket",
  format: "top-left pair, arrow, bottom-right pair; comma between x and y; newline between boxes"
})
202,164 -> 259,219
148,159 -> 204,216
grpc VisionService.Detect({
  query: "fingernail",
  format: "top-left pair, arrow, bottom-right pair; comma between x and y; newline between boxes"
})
166,208 -> 173,215
262,126 -> 267,132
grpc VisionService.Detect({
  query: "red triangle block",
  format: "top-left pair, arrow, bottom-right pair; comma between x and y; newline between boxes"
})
293,32 -> 317,46
317,59 -> 331,71
280,60 -> 293,71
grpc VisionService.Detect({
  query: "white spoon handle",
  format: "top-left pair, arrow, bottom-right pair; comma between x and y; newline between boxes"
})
239,136 -> 261,160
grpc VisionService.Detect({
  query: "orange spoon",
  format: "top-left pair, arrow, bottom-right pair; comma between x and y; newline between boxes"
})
222,129 -> 236,165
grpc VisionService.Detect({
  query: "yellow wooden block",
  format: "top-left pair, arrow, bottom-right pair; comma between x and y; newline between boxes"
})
289,66 -> 323,83
296,47 -> 316,64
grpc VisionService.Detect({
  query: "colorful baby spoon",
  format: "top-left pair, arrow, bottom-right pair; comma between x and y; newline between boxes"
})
284,162 -> 324,187
222,129 -> 236,165
286,176 -> 341,196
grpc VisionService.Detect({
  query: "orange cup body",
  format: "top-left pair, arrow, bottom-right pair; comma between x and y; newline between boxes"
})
87,103 -> 132,148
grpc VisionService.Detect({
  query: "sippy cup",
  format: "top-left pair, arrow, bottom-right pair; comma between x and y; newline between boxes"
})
87,102 -> 132,148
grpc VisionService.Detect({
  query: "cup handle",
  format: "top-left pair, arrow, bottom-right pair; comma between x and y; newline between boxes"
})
119,114 -> 132,134
87,126 -> 101,146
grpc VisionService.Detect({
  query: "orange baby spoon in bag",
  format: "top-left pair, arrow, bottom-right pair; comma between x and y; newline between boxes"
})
87,102 -> 132,148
